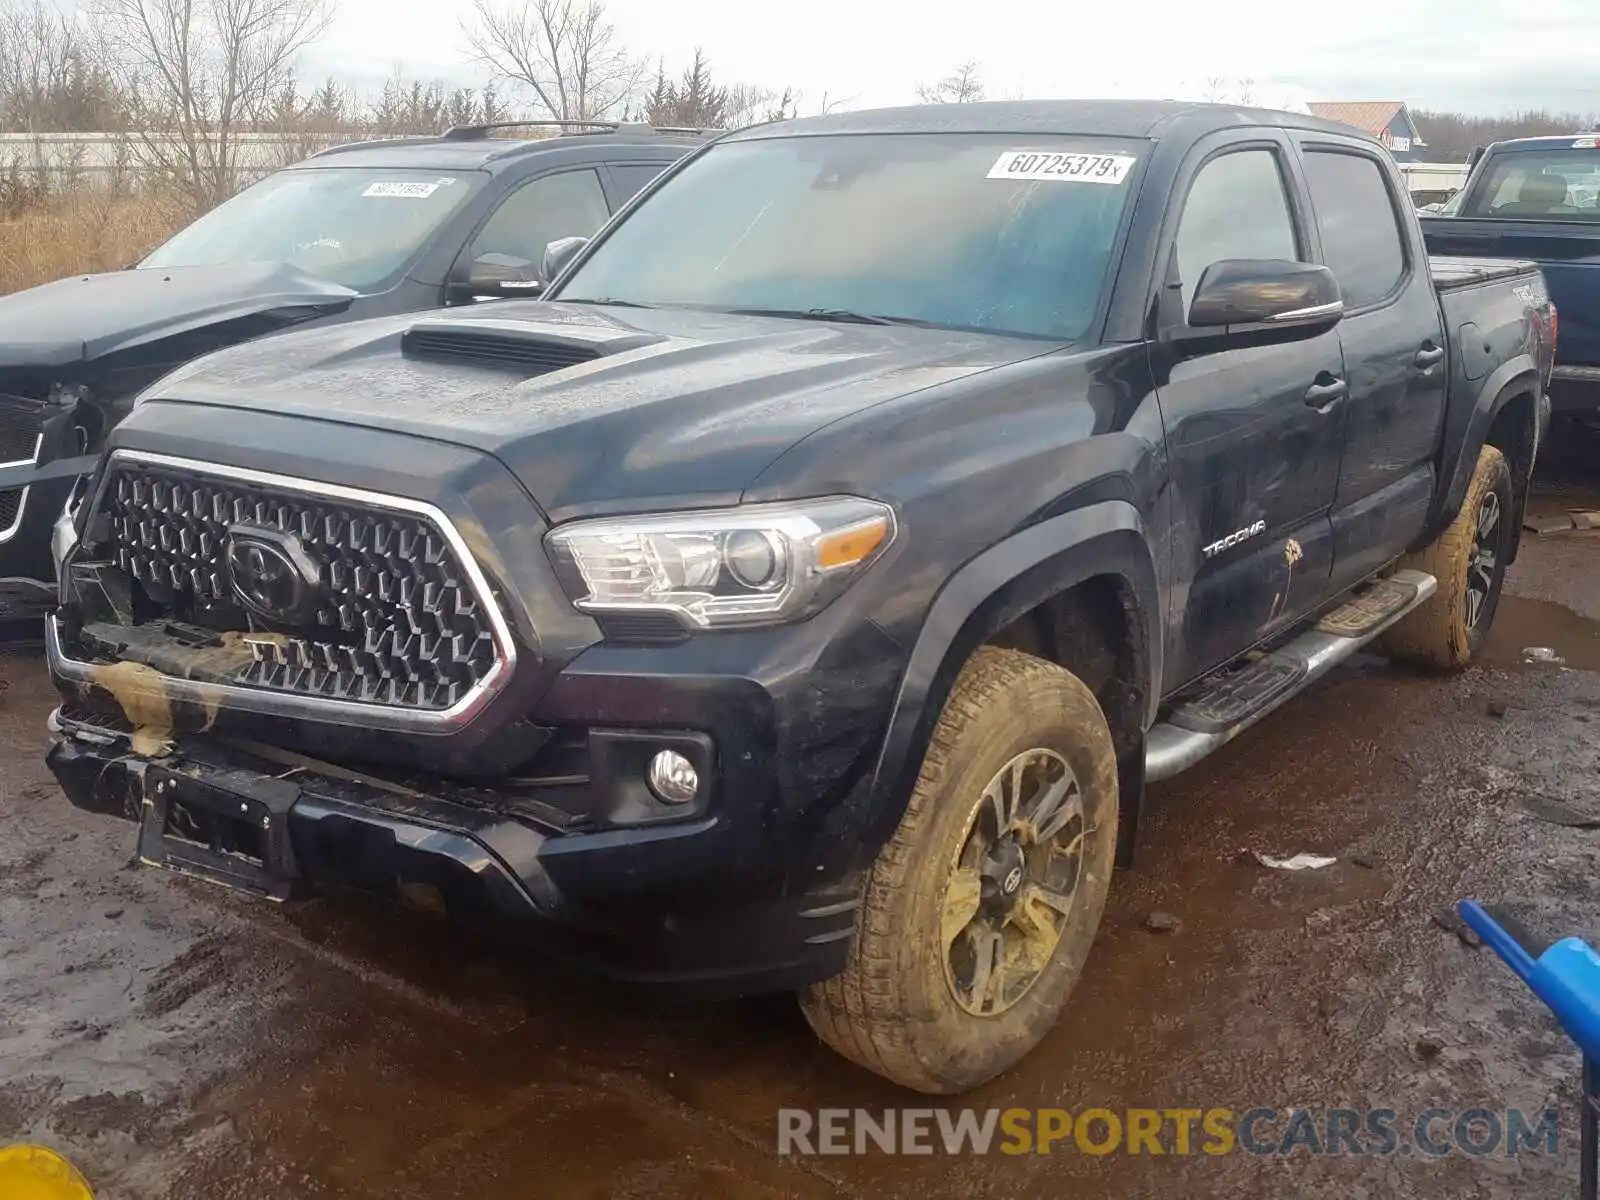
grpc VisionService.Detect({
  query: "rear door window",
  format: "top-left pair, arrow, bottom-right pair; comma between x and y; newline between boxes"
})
1303,150 -> 1408,308
608,162 -> 675,204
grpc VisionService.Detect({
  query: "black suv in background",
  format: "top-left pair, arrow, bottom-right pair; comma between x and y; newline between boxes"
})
0,120 -> 703,631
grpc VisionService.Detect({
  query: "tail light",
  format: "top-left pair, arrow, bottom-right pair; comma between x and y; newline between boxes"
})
1550,302 -> 1560,354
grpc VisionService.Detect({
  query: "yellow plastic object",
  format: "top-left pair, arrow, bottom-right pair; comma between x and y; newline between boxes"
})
0,1145 -> 95,1199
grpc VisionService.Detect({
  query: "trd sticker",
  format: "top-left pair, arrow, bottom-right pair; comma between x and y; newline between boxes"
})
987,151 -> 1137,185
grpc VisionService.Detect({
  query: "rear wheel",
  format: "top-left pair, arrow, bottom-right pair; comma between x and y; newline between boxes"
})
1382,444 -> 1514,669
799,647 -> 1119,1094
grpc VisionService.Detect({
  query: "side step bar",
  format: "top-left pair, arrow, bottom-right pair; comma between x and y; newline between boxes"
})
1145,569 -> 1437,783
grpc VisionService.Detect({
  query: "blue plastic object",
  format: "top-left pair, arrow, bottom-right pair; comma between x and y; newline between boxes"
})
1461,900 -> 1600,1062
1460,899 -> 1600,1198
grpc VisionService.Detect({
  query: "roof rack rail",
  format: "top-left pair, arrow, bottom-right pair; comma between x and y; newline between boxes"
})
442,119 -> 716,141
443,120 -> 620,140
310,134 -> 453,158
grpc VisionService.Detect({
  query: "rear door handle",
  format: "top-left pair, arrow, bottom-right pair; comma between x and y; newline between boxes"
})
1304,378 -> 1348,410
1415,344 -> 1446,368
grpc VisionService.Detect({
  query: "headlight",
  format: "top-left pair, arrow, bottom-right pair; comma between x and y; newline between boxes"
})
545,497 -> 896,629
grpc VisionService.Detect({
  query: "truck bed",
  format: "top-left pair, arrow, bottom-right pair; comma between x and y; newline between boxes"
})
1428,254 -> 1542,292
1423,214 -> 1600,398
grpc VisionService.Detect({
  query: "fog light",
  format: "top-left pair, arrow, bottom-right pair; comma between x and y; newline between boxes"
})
647,749 -> 699,805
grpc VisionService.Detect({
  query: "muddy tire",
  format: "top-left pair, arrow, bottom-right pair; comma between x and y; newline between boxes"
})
799,647 -> 1119,1094
1381,445 -> 1514,670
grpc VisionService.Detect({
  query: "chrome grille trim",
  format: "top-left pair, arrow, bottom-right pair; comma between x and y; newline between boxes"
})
50,448 -> 519,736
0,434 -> 43,546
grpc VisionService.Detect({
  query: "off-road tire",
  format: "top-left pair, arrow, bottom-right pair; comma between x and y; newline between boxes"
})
799,646 -> 1119,1094
1381,444 -> 1514,669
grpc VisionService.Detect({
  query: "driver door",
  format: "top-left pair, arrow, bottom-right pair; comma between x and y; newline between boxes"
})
1153,138 -> 1349,685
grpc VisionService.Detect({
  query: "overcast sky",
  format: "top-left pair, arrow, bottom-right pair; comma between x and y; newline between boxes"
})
300,0 -> 1600,119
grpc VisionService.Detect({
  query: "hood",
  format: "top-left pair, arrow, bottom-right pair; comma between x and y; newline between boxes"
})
140,301 -> 1058,519
0,262 -> 358,369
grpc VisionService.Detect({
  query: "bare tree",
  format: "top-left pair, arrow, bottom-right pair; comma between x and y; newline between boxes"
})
463,0 -> 644,122
89,0 -> 333,209
1,0 -> 121,132
1414,107 -> 1600,161
721,83 -> 782,128
916,59 -> 984,105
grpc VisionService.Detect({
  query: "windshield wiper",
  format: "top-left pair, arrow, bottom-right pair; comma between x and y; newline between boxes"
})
714,305 -> 937,327
560,296 -> 657,309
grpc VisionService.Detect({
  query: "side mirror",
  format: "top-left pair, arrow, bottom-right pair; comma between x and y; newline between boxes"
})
1187,259 -> 1344,330
542,236 -> 589,285
462,252 -> 544,300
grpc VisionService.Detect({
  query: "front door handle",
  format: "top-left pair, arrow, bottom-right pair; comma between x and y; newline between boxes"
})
1304,377 -> 1348,411
1415,344 -> 1446,369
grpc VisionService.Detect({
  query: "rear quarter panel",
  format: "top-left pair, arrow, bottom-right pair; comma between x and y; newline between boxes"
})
1426,256 -> 1550,539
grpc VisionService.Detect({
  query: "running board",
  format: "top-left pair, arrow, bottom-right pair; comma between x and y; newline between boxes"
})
1145,569 -> 1437,783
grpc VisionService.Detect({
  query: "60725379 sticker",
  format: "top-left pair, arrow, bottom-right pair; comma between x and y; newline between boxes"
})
987,150 -> 1137,185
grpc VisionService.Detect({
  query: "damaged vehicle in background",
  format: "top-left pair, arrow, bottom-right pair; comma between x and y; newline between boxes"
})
46,100 -> 1553,1095
0,120 -> 701,633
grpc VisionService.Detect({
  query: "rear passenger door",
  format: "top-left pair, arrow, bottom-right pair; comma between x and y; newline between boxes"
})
1155,137 -> 1350,685
1295,140 -> 1449,590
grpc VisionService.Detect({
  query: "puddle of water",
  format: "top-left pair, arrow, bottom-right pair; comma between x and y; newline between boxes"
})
1480,593 -> 1600,672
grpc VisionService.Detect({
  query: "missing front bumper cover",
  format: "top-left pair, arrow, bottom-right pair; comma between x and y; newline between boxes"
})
46,721 -> 559,918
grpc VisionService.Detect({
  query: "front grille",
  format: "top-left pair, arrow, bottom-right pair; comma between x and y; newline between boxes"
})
91,459 -> 502,712
0,488 -> 20,534
0,395 -> 44,464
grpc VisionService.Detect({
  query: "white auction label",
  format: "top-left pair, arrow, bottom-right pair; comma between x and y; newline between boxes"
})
987,150 -> 1137,185
362,181 -> 443,199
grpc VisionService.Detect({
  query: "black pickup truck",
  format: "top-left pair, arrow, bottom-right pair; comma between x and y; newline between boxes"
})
0,121 -> 698,632
1421,134 -> 1600,413
44,101 -> 1554,1094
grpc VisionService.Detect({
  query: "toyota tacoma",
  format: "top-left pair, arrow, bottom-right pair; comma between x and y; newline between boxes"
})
45,101 -> 1554,1093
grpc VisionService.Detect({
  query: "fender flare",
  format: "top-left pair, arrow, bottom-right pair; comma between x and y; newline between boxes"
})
864,499 -> 1162,844
1428,354 -> 1540,542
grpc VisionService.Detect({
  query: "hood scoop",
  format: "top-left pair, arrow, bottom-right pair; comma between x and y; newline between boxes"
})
400,316 -> 661,377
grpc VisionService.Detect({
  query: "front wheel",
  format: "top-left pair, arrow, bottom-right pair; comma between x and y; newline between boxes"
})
799,647 -> 1119,1094
1382,444 -> 1514,669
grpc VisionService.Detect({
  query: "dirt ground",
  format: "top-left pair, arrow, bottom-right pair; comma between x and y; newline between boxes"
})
7,453 -> 1600,1199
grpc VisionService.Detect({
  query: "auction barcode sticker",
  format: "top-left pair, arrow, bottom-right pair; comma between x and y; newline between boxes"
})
987,151 -> 1137,185
363,181 -> 443,199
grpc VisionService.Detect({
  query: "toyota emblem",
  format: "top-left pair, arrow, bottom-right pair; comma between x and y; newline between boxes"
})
225,526 -> 321,622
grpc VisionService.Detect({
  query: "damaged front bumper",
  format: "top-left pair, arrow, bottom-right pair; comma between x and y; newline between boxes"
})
45,705 -> 862,995
47,705 -> 560,912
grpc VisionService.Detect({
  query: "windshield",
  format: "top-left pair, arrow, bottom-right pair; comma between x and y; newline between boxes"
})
555,132 -> 1143,340
142,168 -> 483,290
1464,147 -> 1600,221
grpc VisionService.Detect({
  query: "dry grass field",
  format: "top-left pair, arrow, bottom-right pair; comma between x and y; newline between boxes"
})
0,190 -> 187,296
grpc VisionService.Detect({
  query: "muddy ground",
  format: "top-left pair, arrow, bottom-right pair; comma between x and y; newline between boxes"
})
8,451 -> 1600,1198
